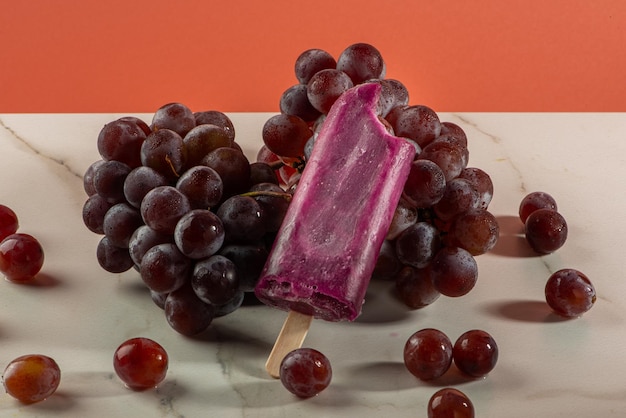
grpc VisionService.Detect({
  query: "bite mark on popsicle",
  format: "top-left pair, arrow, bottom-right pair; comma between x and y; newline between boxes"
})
255,82 -> 415,378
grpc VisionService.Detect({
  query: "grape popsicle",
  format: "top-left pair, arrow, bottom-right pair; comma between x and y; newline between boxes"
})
255,82 -> 415,377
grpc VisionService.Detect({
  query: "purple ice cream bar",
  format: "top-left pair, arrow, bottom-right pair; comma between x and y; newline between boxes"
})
254,82 -> 415,321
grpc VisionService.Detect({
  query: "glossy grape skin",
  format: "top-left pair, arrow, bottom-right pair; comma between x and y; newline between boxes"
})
201,147 -> 251,198
419,139 -> 467,181
128,225 -> 172,266
368,78 -> 409,117
428,387 -> 475,418
403,328 -> 453,381
2,354 -> 61,403
395,266 -> 440,309
183,123 -> 232,167
524,208 -> 568,254
123,166 -> 168,209
430,247 -> 478,297
93,160 -> 131,203
140,186 -> 191,235
103,203 -> 143,248
306,68 -> 354,114
279,348 -> 332,398
248,182 -> 291,232
82,194 -> 113,234
262,113 -> 313,158
0,204 -> 19,241
450,208 -> 499,256
545,268 -> 596,317
164,283 -> 216,336
176,166 -> 224,210
403,159 -> 446,208
96,236 -> 134,273
336,42 -> 385,84
0,233 -> 45,282
97,118 -> 147,168
83,160 -> 104,196
113,338 -> 168,390
453,330 -> 499,378
140,129 -> 187,182
219,243 -> 268,292
174,209 -> 225,259
191,254 -> 239,305
140,243 -> 191,293
458,167 -> 493,210
519,191 -> 558,223
294,48 -> 336,84
279,84 -> 321,122
395,222 -> 441,269
151,102 -> 195,137
387,105 -> 441,148
193,110 -> 235,143
386,197 -> 418,240
433,178 -> 480,222
216,195 -> 265,244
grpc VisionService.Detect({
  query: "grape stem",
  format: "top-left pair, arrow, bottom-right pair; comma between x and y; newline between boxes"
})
240,190 -> 293,202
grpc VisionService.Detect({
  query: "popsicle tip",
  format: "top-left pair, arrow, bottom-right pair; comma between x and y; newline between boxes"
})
264,310 -> 314,378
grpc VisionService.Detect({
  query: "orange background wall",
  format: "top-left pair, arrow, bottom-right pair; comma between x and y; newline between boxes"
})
1,0 -> 625,113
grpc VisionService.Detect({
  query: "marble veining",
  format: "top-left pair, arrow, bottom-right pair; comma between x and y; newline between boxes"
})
0,113 -> 625,417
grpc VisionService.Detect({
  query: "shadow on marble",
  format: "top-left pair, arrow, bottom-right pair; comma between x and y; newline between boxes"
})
20,272 -> 64,288
341,361 -> 417,391
490,215 -> 539,258
355,280 -> 413,324
482,299 -> 569,323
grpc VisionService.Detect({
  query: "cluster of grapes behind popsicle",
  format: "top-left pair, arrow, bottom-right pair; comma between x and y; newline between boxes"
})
0,43 -> 596,415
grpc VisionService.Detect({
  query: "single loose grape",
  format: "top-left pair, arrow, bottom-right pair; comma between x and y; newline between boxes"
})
545,268 -> 596,317
524,208 -> 567,254
113,337 -> 168,390
453,329 -> 499,378
0,233 -> 45,282
0,204 -> 19,241
519,191 -> 557,223
279,348 -> 332,397
3,354 -> 61,403
428,387 -> 475,418
403,328 -> 453,381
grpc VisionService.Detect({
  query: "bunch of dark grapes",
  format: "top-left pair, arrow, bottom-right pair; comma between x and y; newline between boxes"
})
256,43 -> 499,310
83,104 -> 291,336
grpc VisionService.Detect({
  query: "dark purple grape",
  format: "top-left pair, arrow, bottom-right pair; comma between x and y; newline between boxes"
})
174,209 -> 225,259
279,84 -> 321,122
519,191 -> 558,223
524,209 -> 567,254
262,113 -> 312,158
183,124 -> 232,167
151,102 -> 195,137
176,166 -> 223,210
367,78 -> 409,117
372,239 -> 401,280
403,328 -> 453,381
428,388 -> 475,418
306,69 -> 354,114
249,162 -> 279,186
201,147 -> 251,198
103,203 -> 143,248
248,182 -> 291,233
458,167 -> 494,210
140,129 -> 187,182
387,105 -> 441,148
140,186 -> 191,234
336,42 -> 385,84
82,193 -> 114,234
403,159 -> 447,208
219,243 -> 268,292
294,48 -> 336,84
93,160 -> 131,203
96,236 -> 134,273
128,225 -> 172,266
193,110 -> 235,143
191,254 -> 239,305
119,116 -> 152,136
419,139 -> 466,181
216,195 -> 265,244
164,283 -> 215,336
439,121 -> 468,147
453,329 -> 499,378
395,222 -> 441,269
430,247 -> 478,297
545,268 -> 596,317
97,118 -> 147,168
279,348 -> 332,398
215,290 -> 245,317
84,160 -> 104,196
0,205 -> 18,242
450,208 -> 499,256
140,243 -> 190,293
433,178 -> 480,222
387,197 -> 418,240
123,166 -> 168,208
395,265 -> 440,309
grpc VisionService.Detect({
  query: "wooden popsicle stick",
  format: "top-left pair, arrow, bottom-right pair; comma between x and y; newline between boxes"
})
265,310 -> 313,378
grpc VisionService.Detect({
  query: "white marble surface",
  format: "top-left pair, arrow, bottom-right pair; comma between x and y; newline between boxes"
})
0,112 -> 624,417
